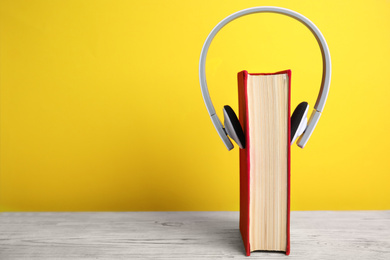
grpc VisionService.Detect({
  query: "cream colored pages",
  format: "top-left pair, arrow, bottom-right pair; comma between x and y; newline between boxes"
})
248,74 -> 288,252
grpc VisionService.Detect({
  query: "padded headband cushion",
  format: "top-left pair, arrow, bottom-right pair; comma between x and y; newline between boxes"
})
223,105 -> 245,149
291,102 -> 309,142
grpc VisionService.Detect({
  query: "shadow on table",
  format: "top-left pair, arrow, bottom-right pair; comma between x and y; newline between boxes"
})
154,212 -> 246,256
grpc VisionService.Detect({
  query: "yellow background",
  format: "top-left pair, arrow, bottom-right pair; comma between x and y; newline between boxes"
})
0,0 -> 389,211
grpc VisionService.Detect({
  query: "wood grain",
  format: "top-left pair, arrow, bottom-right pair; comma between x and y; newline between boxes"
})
0,211 -> 389,259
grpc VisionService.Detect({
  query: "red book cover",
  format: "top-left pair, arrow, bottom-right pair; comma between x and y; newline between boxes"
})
238,70 -> 291,256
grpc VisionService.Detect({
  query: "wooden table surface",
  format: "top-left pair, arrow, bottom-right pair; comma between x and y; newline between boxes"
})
0,211 -> 389,259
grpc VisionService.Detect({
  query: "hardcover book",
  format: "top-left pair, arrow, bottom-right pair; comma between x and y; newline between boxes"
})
238,70 -> 291,256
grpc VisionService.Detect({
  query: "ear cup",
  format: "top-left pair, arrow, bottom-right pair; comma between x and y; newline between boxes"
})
223,106 -> 245,149
291,102 -> 309,144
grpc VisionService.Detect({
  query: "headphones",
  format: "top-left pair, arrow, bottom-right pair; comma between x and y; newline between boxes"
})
199,6 -> 331,150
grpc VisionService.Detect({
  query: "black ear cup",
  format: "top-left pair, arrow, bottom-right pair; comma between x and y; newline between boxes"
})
291,102 -> 309,143
223,106 -> 245,149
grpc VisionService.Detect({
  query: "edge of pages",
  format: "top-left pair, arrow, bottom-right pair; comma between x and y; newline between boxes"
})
238,70 -> 291,256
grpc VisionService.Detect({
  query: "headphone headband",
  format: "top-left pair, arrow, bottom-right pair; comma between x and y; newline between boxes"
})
199,6 -> 331,149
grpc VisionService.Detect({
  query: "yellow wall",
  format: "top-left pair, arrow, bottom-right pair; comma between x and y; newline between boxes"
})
0,0 -> 389,211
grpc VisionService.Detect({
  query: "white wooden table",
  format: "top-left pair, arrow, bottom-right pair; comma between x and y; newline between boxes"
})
0,211 -> 389,259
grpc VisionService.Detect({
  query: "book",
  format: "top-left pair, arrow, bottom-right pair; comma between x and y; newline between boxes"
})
238,70 -> 291,256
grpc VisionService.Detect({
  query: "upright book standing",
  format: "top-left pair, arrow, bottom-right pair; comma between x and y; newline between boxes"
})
238,70 -> 291,256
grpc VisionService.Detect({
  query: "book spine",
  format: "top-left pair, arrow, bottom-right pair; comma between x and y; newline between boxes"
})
238,70 -> 250,256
